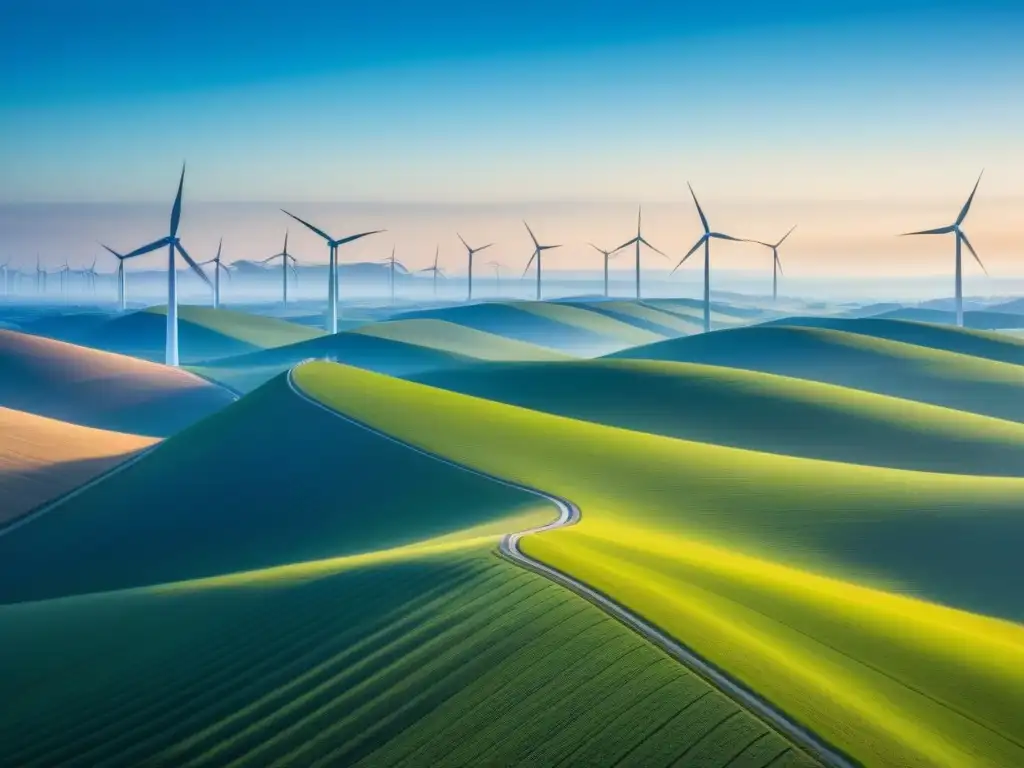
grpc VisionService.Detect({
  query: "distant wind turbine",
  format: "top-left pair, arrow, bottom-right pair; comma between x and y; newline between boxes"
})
379,246 -> 408,304
744,225 -> 796,302
589,243 -> 624,298
457,234 -> 492,302
611,206 -> 667,299
112,164 -> 212,366
522,221 -> 561,301
1,260 -> 10,296
900,171 -> 987,327
35,256 -> 46,294
487,260 -> 504,295
281,210 -> 384,333
83,258 -> 99,293
672,184 -> 745,333
261,231 -> 299,304
58,260 -> 71,298
100,244 -> 132,311
418,245 -> 445,297
200,238 -> 232,309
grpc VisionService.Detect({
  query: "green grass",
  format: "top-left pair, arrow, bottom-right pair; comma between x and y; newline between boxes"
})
296,361 -> 1024,768
350,318 -> 573,361
509,300 -> 665,346
0,373 -> 550,604
146,305 -> 325,349
612,324 -> 1024,422
0,548 -> 819,768
601,300 -> 706,334
414,358 -> 1024,475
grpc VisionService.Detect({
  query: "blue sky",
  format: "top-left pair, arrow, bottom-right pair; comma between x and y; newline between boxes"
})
2,0 -> 1022,279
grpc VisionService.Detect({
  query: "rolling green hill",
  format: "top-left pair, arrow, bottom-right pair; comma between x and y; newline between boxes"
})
147,306 -> 326,348
414,358 -> 1024,475
297,361 -> 1024,768
0,373 -> 550,604
611,324 -> 1024,422
350,318 -> 572,361
771,316 -> 1024,367
0,547 -> 819,768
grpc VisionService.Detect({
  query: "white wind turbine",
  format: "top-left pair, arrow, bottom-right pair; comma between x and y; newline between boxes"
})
200,238 -> 232,309
589,243 -> 624,298
900,171 -> 987,327
112,164 -> 212,366
100,244 -> 133,311
744,225 -> 796,302
487,260 -> 504,296
522,221 -> 561,301
611,206 -> 667,299
261,231 -> 299,304
671,183 -> 745,333
281,210 -> 384,333
1,260 -> 10,296
419,245 -> 445,297
379,246 -> 408,304
457,234 -> 492,302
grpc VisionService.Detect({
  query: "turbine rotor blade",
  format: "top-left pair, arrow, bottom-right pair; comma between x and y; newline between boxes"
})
475,243 -> 494,253
215,237 -> 223,262
335,229 -> 385,247
281,210 -> 334,243
956,170 -> 984,225
175,242 -> 213,289
687,182 -> 710,234
170,163 -> 185,238
457,233 -> 471,251
639,237 -> 668,258
523,220 -> 540,248
123,237 -> 171,260
612,237 -> 637,253
671,236 -> 706,275
775,224 -> 798,247
100,244 -> 125,260
959,231 -> 988,275
775,252 -> 785,277
522,250 -> 537,277
711,233 -> 743,242
901,225 -> 955,236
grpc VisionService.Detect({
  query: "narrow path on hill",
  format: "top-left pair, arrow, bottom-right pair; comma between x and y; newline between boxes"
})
286,364 -> 854,768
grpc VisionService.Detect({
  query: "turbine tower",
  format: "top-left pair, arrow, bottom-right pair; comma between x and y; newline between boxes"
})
35,256 -> 46,295
588,243 -> 623,298
672,184 -> 744,333
611,206 -> 667,299
83,258 -> 99,294
1,260 -> 9,297
418,245 -> 445,297
457,234 -> 492,302
281,210 -> 384,333
200,238 -> 232,309
113,164 -> 212,366
522,221 -> 561,301
261,231 -> 299,304
901,171 -> 987,327
744,225 -> 796,302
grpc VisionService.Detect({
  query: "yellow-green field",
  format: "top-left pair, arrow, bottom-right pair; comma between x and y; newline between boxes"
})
147,305 -> 325,348
351,318 -> 572,361
296,361 -> 1024,768
509,300 -> 664,346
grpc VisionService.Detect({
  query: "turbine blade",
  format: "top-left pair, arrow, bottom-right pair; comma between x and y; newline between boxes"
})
688,182 -> 710,233
170,163 -> 185,238
335,229 -> 385,247
671,237 -> 706,275
960,231 -> 988,275
281,210 -> 334,243
283,230 -> 289,254
523,220 -> 539,248
122,237 -> 171,259
775,252 -> 785,277
457,233 -> 471,251
639,237 -> 668,258
540,244 -> 562,250
612,237 -> 637,253
775,224 -> 797,247
711,233 -> 744,242
175,242 -> 213,289
476,243 -> 494,253
100,244 -> 125,260
588,243 -> 606,255
522,250 -> 537,277
901,225 -> 955,236
956,170 -> 984,225
216,237 -> 223,262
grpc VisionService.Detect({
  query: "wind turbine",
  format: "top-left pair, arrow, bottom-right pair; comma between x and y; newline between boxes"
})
379,246 -> 407,304
200,238 -> 232,309
1,260 -> 9,296
113,164 -> 212,366
900,171 -> 987,327
457,234 -> 492,302
83,258 -> 99,293
261,231 -> 299,304
100,244 -> 133,311
58,260 -> 71,298
419,245 -> 445,297
671,184 -> 745,333
35,256 -> 46,295
281,210 -> 384,333
522,221 -> 561,301
488,260 -> 504,296
589,243 -> 625,298
744,226 -> 796,302
611,206 -> 667,299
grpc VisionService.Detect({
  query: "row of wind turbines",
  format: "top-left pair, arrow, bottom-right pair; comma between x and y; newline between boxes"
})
3,165 -> 990,366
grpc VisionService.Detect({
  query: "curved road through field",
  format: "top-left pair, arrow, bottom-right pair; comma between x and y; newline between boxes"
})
292,366 -> 855,768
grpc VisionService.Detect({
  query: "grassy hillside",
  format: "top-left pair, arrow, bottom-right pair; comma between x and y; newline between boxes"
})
0,407 -> 155,526
510,300 -> 663,349
0,373 -> 550,604
562,300 -> 702,336
870,307 -> 1024,330
297,362 -> 1024,768
0,548 -> 819,768
414,358 -> 1024,475
146,305 -> 326,348
773,316 -> 1024,367
611,324 -> 1024,422
351,318 -> 572,361
0,330 -> 235,436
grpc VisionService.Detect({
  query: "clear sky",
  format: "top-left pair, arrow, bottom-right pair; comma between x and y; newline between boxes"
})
2,0 -> 1023,281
